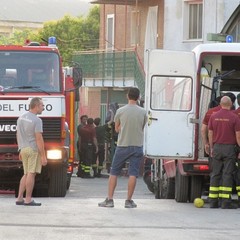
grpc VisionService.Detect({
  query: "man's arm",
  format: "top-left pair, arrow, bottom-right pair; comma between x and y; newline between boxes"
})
208,129 -> 213,157
201,123 -> 210,154
236,131 -> 240,147
35,132 -> 47,166
115,120 -> 120,133
93,137 -> 98,153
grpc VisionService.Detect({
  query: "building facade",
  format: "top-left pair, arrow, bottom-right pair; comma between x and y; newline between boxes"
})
75,0 -> 240,122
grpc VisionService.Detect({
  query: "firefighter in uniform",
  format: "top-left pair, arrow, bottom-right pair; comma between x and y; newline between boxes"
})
76,115 -> 88,177
78,118 -> 98,178
233,93 -> 240,206
93,117 -> 107,177
208,96 -> 240,209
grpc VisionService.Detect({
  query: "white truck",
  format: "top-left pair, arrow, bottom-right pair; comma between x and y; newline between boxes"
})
144,43 -> 240,202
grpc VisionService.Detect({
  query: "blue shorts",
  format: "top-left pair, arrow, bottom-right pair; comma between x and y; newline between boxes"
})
110,146 -> 143,177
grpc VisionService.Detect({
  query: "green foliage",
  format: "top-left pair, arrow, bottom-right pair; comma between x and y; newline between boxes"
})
0,29 -> 38,45
0,5 -> 100,66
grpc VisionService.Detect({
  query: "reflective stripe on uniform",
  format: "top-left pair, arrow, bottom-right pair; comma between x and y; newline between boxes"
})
209,193 -> 219,199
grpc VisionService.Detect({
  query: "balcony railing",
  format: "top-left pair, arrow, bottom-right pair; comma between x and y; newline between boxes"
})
72,49 -> 145,97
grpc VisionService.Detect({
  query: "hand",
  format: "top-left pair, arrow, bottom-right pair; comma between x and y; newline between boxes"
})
41,156 -> 47,166
95,147 -> 98,154
210,148 -> 213,158
204,144 -> 210,155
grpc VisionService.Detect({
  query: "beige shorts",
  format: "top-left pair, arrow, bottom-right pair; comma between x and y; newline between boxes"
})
20,147 -> 42,174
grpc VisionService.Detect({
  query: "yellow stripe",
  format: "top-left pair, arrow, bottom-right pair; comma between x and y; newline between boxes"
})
219,193 -> 231,199
220,186 -> 232,191
236,186 -> 240,191
209,186 -> 219,191
209,193 -> 219,198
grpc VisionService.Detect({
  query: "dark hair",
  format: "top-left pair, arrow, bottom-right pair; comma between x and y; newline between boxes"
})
87,118 -> 94,125
128,87 -> 140,101
94,117 -> 101,126
80,115 -> 88,121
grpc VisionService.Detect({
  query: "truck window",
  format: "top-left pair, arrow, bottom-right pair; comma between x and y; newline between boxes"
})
0,51 -> 61,92
150,76 -> 192,111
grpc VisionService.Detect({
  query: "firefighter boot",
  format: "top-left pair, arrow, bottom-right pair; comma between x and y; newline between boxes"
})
93,167 -> 98,178
209,200 -> 219,209
221,200 -> 238,209
96,168 -> 102,178
238,197 -> 240,208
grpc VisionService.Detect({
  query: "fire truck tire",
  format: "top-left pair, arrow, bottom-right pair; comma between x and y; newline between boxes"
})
143,171 -> 154,193
154,180 -> 161,199
164,176 -> 175,199
48,164 -> 67,197
175,167 -> 189,202
189,176 -> 203,202
154,174 -> 175,199
66,173 -> 72,190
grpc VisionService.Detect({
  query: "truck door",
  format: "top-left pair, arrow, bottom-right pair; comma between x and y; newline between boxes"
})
144,49 -> 196,159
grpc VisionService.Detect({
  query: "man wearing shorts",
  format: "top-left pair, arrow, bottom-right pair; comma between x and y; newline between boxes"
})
15,97 -> 47,206
98,87 -> 147,208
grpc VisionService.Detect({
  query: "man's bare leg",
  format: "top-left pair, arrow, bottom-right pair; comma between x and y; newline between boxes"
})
16,175 -> 27,202
108,175 -> 117,199
25,172 -> 36,203
127,175 -> 136,200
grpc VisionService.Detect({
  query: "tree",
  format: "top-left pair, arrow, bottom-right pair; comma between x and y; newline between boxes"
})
39,5 -> 100,65
0,29 -> 38,45
0,5 -> 100,66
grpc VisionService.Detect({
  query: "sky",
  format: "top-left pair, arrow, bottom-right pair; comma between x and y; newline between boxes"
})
0,0 -> 94,22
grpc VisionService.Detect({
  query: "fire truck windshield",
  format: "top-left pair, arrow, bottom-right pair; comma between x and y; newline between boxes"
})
0,51 -> 61,93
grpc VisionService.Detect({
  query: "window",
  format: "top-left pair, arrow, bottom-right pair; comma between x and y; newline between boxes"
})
106,14 -> 115,50
151,76 -> 192,111
183,0 -> 203,40
131,11 -> 140,46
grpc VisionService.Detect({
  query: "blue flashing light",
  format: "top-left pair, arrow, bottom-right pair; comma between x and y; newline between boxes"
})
48,36 -> 57,46
226,35 -> 233,43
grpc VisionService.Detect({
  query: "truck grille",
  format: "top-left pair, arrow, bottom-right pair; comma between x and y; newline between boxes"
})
0,118 -> 61,144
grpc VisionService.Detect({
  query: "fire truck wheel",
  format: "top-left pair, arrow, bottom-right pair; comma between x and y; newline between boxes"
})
143,171 -> 154,193
189,176 -> 203,202
48,164 -> 67,197
164,177 -> 175,199
154,180 -> 161,199
175,167 -> 189,203
66,173 -> 72,190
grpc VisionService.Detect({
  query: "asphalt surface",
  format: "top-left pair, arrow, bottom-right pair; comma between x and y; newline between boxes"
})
1,173 -> 240,240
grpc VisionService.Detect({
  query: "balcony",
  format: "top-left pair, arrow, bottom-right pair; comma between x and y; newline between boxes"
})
72,49 -> 145,97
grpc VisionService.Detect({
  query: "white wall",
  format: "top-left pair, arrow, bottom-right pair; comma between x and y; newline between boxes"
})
163,0 -> 239,51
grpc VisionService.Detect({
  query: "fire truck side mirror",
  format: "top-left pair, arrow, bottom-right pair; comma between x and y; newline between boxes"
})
72,67 -> 82,87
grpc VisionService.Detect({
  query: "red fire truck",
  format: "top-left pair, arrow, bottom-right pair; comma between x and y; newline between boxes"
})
144,41 -> 240,202
0,37 -> 81,197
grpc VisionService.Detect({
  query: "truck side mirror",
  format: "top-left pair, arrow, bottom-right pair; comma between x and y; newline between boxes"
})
72,67 -> 82,87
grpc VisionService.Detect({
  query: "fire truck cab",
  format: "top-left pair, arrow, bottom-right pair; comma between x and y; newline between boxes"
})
144,42 -> 240,202
0,37 -> 81,197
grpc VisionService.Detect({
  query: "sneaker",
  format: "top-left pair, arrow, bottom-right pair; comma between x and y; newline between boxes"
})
98,198 -> 114,208
125,199 -> 137,208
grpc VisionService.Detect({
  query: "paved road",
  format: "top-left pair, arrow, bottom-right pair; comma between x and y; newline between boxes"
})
1,174 -> 240,240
